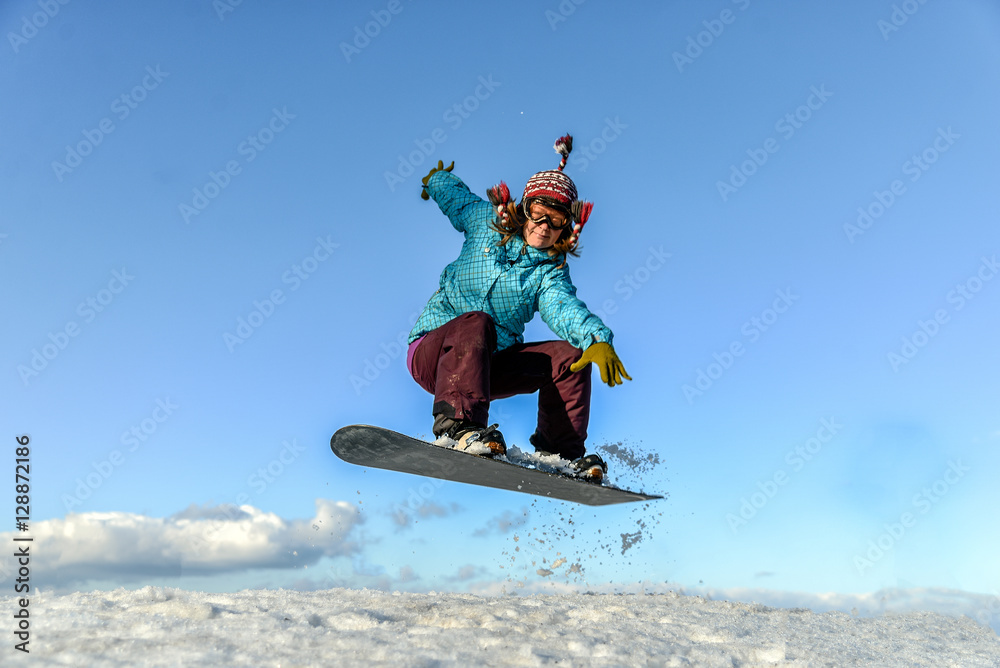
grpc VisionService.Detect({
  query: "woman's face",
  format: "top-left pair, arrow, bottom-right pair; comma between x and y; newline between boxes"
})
523,202 -> 569,250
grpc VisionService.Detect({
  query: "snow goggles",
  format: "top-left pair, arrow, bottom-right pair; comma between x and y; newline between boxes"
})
523,203 -> 570,230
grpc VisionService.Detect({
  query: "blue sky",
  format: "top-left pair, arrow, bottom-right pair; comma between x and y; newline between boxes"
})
2,0 -> 999,614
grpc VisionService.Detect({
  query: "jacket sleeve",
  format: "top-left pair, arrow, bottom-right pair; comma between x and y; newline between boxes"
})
426,170 -> 490,235
538,263 -> 614,350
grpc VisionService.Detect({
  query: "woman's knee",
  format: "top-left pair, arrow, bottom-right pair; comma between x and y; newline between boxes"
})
551,340 -> 583,366
456,311 -> 497,344
461,310 -> 495,328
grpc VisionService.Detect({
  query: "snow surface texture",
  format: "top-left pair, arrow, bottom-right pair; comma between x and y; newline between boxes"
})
8,586 -> 999,666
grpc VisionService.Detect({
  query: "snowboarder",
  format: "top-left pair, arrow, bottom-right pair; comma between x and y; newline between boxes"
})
406,135 -> 630,482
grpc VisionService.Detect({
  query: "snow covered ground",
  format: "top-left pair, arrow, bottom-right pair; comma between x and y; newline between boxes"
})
9,586 -> 999,666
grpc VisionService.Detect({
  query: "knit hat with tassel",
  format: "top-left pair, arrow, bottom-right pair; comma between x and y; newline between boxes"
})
488,134 -> 594,247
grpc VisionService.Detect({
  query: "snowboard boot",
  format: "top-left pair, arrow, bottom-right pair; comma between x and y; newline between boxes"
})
570,454 -> 608,483
454,423 -> 507,458
435,416 -> 507,458
530,432 -> 607,483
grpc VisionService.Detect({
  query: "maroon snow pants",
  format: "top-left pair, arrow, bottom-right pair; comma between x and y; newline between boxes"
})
408,311 -> 591,460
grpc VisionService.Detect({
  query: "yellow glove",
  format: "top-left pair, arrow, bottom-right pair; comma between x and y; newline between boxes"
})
569,342 -> 632,387
420,160 -> 454,200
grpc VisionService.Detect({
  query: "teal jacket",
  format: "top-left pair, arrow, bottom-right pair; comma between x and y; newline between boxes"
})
409,170 -> 613,352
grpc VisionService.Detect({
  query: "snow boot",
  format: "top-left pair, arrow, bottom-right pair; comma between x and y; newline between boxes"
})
570,454 -> 607,483
436,417 -> 507,458
530,432 -> 606,482
453,423 -> 507,457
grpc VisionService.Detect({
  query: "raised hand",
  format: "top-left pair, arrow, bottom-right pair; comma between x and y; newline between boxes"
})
420,160 -> 454,200
569,342 -> 632,387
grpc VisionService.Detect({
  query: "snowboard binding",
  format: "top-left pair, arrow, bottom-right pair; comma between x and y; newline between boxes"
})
571,454 -> 608,483
446,421 -> 507,458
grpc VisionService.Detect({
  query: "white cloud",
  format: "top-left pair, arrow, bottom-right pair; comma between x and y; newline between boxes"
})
0,499 -> 360,587
390,501 -> 457,531
448,564 -> 485,582
472,508 -> 530,537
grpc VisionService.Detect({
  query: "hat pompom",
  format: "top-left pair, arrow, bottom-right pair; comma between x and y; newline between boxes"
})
488,181 -> 513,222
554,134 -> 573,157
488,181 -> 511,207
572,200 -> 593,225
554,134 -> 573,171
567,200 -> 592,247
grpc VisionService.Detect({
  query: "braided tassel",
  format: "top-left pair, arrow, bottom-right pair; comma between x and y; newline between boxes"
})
487,181 -> 513,222
568,200 -> 593,246
554,134 -> 573,171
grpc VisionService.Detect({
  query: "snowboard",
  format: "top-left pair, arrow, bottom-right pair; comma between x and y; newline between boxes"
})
330,425 -> 662,506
